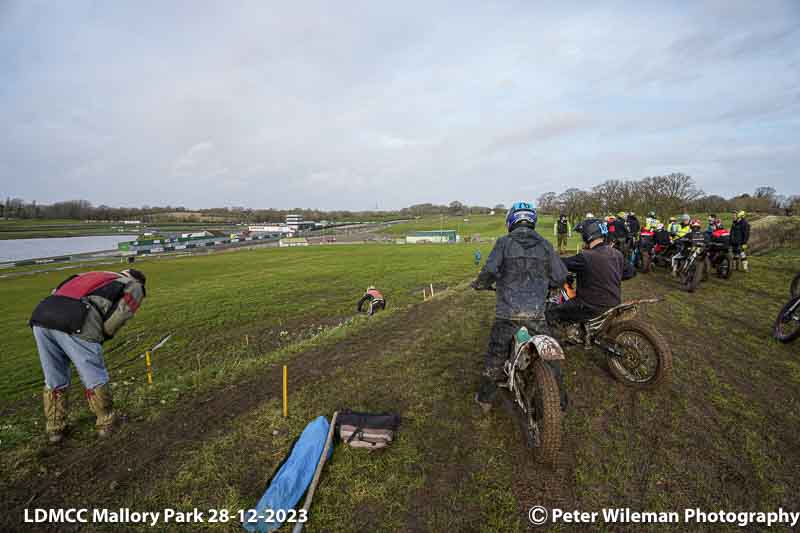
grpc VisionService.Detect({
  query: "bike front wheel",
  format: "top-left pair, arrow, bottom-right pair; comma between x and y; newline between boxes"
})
773,297 -> 800,344
523,360 -> 562,465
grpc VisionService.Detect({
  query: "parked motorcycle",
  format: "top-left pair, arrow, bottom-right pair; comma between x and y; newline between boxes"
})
707,228 -> 732,279
673,234 -> 708,292
774,273 -> 800,344
547,282 -> 672,387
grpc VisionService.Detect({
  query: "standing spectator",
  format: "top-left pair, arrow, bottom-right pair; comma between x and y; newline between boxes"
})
553,213 -> 571,254
730,211 -> 751,272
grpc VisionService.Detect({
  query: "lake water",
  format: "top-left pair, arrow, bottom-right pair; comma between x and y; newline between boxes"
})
0,235 -> 137,263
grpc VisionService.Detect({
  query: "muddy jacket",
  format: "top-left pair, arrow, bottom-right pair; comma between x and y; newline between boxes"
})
475,226 -> 567,320
561,244 -> 634,311
730,218 -> 750,246
30,271 -> 145,344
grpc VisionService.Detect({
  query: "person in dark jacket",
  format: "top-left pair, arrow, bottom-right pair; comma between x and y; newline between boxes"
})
547,219 -> 635,324
730,211 -> 751,272
554,213 -> 571,254
627,212 -> 641,238
471,202 -> 567,412
29,269 -> 146,443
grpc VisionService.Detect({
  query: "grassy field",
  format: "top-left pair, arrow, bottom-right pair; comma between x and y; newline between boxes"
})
1,235 -> 798,531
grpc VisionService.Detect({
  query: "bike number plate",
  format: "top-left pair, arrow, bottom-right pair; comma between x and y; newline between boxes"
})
529,335 -> 565,361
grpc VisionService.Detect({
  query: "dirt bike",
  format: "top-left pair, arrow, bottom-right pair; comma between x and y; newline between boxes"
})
672,236 -> 709,292
547,283 -> 672,387
774,273 -> 800,344
475,284 -> 565,465
356,294 -> 385,316
502,325 -> 565,465
706,242 -> 732,279
707,229 -> 732,279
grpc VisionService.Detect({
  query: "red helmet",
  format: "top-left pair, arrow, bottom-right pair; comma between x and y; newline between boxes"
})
690,218 -> 702,229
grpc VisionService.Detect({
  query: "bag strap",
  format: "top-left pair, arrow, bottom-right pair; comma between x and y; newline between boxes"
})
345,425 -> 362,444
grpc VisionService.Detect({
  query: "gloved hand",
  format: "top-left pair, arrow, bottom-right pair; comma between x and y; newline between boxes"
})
470,279 -> 480,290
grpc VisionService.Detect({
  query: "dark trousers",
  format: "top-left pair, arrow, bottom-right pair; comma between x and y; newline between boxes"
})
478,318 -> 567,409
546,299 -> 602,324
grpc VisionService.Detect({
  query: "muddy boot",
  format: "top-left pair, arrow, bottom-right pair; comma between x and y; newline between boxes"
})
43,387 -> 68,444
85,384 -> 117,438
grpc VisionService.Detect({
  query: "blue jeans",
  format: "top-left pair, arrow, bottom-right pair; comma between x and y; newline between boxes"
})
33,326 -> 109,390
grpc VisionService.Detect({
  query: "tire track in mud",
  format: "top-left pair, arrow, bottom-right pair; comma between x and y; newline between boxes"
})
1,293 -> 461,529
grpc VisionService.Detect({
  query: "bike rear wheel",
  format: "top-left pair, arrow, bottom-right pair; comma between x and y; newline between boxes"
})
773,297 -> 800,343
604,320 -> 672,387
717,256 -> 731,279
522,360 -> 562,465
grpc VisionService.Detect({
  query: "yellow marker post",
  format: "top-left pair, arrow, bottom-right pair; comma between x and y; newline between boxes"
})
145,351 -> 153,384
282,365 -> 288,418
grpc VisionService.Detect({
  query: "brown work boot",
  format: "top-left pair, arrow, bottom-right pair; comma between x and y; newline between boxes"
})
43,387 -> 68,444
85,384 -> 117,438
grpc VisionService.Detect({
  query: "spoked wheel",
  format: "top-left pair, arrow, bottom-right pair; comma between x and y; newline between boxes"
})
604,320 -> 672,387
641,253 -> 652,274
519,360 -> 561,465
773,297 -> 800,344
717,256 -> 731,279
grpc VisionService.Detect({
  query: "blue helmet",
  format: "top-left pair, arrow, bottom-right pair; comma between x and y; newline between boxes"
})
506,201 -> 538,231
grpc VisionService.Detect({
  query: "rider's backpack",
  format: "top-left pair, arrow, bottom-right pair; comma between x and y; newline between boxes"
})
336,409 -> 400,449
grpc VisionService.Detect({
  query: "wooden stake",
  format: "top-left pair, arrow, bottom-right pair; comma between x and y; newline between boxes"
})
282,365 -> 288,418
245,334 -> 249,346
145,351 -> 153,384
430,283 -> 434,297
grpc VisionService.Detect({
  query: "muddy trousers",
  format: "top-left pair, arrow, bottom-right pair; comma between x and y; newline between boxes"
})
477,318 -> 568,409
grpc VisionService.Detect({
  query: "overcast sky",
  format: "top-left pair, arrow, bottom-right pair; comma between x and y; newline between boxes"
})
1,1 -> 799,210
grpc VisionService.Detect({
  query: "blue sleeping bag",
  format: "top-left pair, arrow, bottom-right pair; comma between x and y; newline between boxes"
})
242,416 -> 332,532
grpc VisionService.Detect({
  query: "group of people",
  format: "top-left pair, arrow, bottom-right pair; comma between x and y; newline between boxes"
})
473,203 -> 634,413
473,203 -> 754,413
624,210 -> 751,273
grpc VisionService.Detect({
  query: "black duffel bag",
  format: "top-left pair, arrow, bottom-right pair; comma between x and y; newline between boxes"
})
29,295 -> 92,334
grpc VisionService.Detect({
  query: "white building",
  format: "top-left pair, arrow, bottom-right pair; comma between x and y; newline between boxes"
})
249,224 -> 292,234
286,213 -> 315,233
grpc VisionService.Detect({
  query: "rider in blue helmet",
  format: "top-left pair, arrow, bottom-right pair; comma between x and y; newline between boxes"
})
471,201 -> 568,413
505,201 -> 538,232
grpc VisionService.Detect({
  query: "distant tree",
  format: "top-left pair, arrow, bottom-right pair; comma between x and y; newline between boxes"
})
536,192 -> 557,214
448,201 -> 464,215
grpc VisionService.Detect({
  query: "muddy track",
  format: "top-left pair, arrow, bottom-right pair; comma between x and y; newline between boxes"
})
1,294 -> 459,529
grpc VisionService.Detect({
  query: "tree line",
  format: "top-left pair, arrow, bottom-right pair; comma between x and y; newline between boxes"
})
3,173 -> 796,224
536,173 -> 799,224
0,197 -> 499,223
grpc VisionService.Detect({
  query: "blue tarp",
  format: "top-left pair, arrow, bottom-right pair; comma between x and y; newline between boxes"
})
242,416 -> 332,532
